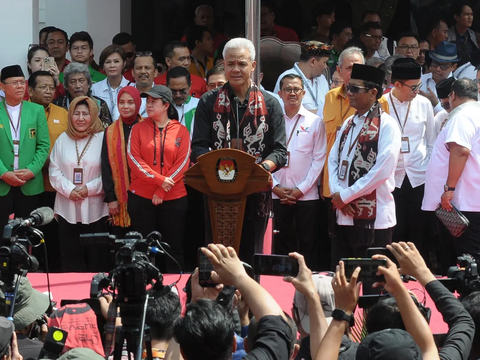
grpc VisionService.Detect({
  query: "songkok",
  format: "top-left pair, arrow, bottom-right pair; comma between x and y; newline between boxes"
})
1,65 -> 24,82
351,64 -> 385,87
300,41 -> 332,58
436,77 -> 456,99
391,58 -> 421,80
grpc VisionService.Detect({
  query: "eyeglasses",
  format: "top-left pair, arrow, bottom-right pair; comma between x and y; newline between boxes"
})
397,44 -> 419,51
136,51 -> 153,57
170,88 -> 189,95
474,79 -> 480,84
399,81 -> 422,92
3,80 -> 26,87
37,85 -> 56,92
364,33 -> 383,41
431,62 -> 452,70
346,84 -> 371,93
282,87 -> 303,94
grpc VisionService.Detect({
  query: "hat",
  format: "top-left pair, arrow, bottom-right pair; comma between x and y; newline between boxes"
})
355,329 -> 422,360
140,85 -> 173,104
436,77 -> 456,99
0,317 -> 14,352
57,348 -> 106,360
429,41 -> 461,63
391,58 -> 421,80
1,65 -> 24,82
300,41 -> 332,58
293,274 -> 335,334
0,277 -> 50,330
351,64 -> 385,87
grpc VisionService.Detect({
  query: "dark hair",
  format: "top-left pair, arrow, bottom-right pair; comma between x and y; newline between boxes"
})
99,45 -> 126,69
167,100 -> 179,120
206,63 -> 225,83
27,45 -> 50,75
364,80 -> 384,100
112,32 -> 134,46
173,299 -> 235,360
314,1 -> 335,18
39,26 -> 56,40
344,39 -> 367,57
69,31 -> 94,50
329,21 -> 352,42
46,27 -> 69,44
451,1 -> 473,17
28,70 -> 54,89
279,74 -> 304,89
397,31 -> 420,44
261,0 -> 276,13
361,11 -> 380,24
451,78 -> 479,100
361,21 -> 382,35
133,54 -> 157,69
186,25 -> 211,51
163,41 -> 189,59
146,290 -> 181,341
424,18 -> 447,37
166,66 -> 192,86
462,292 -> 480,351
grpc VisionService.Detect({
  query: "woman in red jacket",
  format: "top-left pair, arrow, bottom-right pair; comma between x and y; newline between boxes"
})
127,85 -> 190,272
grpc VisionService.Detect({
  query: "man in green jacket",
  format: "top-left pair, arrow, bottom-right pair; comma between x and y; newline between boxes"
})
0,65 -> 50,227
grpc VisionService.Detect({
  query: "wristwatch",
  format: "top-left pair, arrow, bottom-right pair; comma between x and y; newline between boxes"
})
261,163 -> 271,172
444,184 -> 455,192
332,309 -> 355,327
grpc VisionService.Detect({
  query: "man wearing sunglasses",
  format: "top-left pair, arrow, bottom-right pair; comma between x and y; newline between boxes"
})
386,58 -> 436,263
328,64 -> 400,266
419,41 -> 460,114
112,32 -> 136,83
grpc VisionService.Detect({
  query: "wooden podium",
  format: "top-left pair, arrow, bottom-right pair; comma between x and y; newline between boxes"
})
184,149 -> 271,252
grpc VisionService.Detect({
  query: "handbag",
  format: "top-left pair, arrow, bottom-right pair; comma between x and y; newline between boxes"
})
435,204 -> 469,237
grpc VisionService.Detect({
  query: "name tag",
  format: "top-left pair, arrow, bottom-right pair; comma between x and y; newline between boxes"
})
54,119 -> 60,124
73,167 -> 84,185
339,160 -> 349,180
401,136 -> 410,153
285,151 -> 290,168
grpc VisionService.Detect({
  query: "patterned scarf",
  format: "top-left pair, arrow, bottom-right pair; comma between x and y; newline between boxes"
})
212,83 -> 268,162
338,101 -> 382,245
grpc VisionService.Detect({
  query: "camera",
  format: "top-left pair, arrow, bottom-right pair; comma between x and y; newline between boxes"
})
440,254 -> 480,298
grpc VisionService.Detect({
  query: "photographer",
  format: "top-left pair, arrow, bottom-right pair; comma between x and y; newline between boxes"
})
0,317 -> 23,360
461,292 -> 480,360
173,244 -> 293,360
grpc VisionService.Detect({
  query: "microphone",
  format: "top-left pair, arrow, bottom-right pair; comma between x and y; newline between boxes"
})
21,207 -> 54,227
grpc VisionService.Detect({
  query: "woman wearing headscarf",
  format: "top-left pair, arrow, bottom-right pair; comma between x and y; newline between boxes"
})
127,85 -> 191,272
49,96 -> 109,272
101,86 -> 142,237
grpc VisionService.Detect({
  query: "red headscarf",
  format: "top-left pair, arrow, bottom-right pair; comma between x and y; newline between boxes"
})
117,86 -> 141,125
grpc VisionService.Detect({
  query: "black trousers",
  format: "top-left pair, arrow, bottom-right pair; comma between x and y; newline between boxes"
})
393,177 -> 429,261
58,215 -> 110,272
37,191 -> 62,272
0,187 -> 40,228
128,192 -> 188,273
331,225 -> 394,269
183,185 -> 205,272
273,199 -> 320,270
437,211 -> 480,275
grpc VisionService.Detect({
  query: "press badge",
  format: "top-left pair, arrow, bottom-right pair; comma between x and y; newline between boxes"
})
338,160 -> 349,180
401,136 -> 410,153
285,151 -> 290,168
73,168 -> 84,185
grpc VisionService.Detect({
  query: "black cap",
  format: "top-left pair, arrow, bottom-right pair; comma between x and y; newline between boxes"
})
436,77 -> 456,99
0,317 -> 14,353
140,85 -> 173,104
1,65 -> 24,82
355,329 -> 422,360
391,58 -> 421,80
351,64 -> 385,87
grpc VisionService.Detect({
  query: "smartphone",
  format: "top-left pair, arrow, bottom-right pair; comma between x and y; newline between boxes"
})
341,258 -> 387,283
42,56 -> 55,71
366,247 -> 399,266
253,254 -> 299,277
198,248 -> 216,287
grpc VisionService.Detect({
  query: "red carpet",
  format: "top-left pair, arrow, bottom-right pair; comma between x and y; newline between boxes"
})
28,272 -> 448,335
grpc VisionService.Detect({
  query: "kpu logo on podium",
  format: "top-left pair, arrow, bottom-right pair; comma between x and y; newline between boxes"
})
216,158 -> 237,183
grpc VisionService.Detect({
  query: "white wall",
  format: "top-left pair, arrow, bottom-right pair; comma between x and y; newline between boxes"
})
0,0 -> 38,76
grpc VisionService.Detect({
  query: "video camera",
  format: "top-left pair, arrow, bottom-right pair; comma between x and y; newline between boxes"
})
439,254 -> 480,298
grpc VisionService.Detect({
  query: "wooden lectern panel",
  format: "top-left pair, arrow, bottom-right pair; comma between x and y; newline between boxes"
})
209,197 -> 246,250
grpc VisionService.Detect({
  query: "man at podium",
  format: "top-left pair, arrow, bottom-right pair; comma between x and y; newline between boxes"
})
191,38 -> 287,265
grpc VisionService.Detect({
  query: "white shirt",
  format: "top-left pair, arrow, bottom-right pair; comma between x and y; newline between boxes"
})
453,62 -> 477,81
423,101 -> 480,212
328,110 -> 401,228
130,82 -> 154,118
6,103 -> 21,170
420,72 -> 453,115
385,93 -> 436,188
91,77 -> 130,121
434,109 -> 450,136
49,132 -> 108,224
273,63 -> 329,116
272,105 -> 327,201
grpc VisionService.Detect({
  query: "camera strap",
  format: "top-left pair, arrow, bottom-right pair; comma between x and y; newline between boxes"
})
103,301 -> 117,356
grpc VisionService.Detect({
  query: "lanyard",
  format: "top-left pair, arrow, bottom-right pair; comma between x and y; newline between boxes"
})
176,104 -> 185,125
75,135 -> 94,166
286,114 -> 302,148
389,93 -> 411,134
106,81 -> 117,115
340,116 -> 363,158
294,64 -> 318,105
4,100 -> 23,139
191,56 -> 206,78
159,126 -> 168,169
